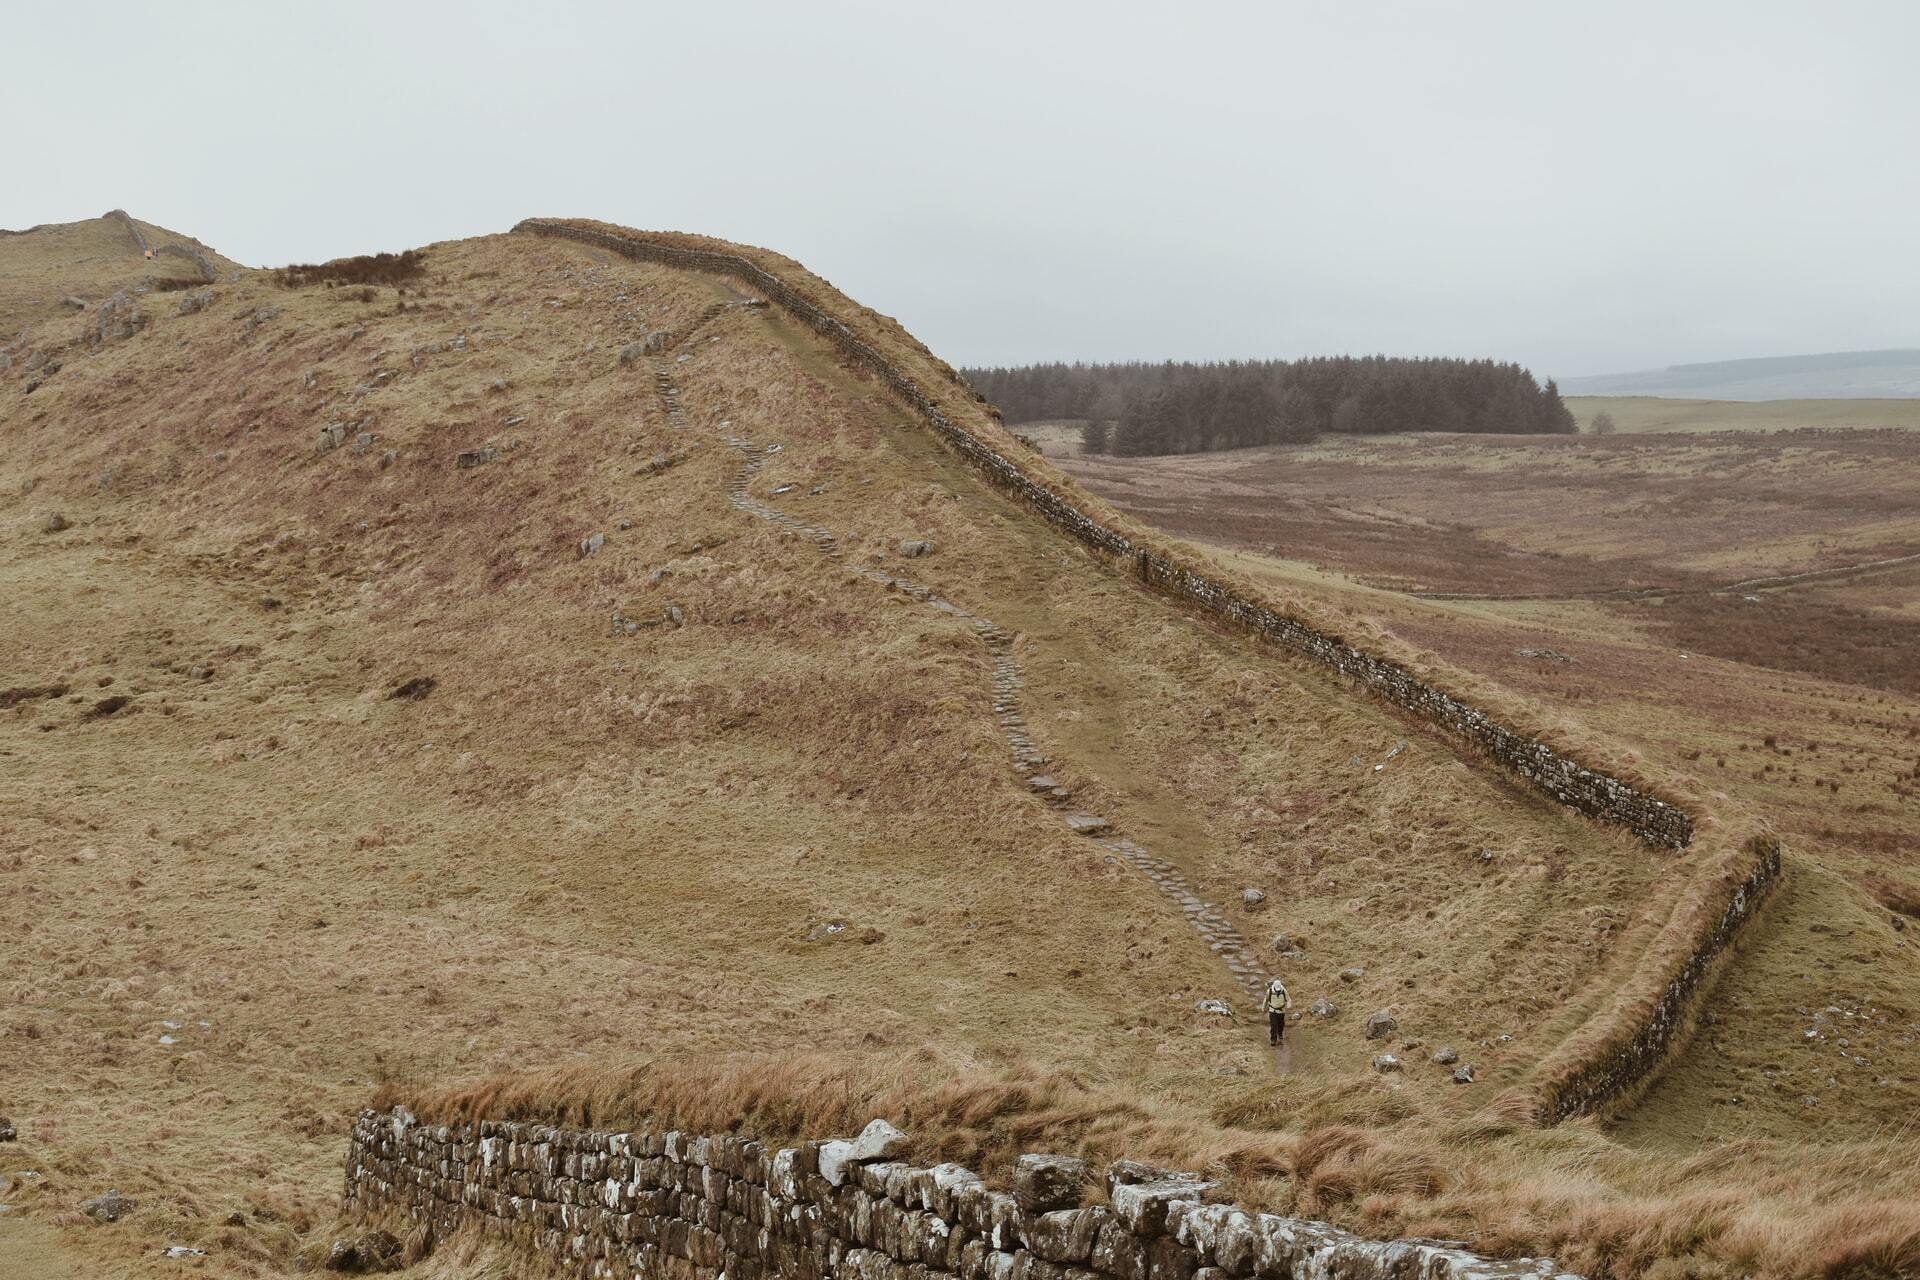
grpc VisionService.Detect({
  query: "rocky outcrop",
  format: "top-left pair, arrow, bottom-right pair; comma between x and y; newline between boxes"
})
92,290 -> 145,346
343,1107 -> 1578,1280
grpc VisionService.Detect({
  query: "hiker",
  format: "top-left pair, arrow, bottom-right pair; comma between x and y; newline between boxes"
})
1263,977 -> 1289,1045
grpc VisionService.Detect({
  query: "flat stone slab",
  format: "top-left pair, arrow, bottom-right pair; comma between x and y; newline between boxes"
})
1065,814 -> 1111,836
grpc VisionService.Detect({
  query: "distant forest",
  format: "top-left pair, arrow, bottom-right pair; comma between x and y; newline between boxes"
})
960,357 -> 1577,455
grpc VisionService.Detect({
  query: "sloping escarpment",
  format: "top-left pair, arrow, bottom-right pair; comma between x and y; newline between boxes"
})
343,1107 -> 1575,1280
514,219 -> 1686,848
510,218 -> 1779,1124
649,322 -> 1274,1006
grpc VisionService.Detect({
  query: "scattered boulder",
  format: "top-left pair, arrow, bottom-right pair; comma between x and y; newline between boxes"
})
1340,966 -> 1365,983
1371,1054 -> 1401,1074
635,446 -> 695,476
41,512 -> 69,534
1011,1154 -> 1091,1212
848,1118 -> 909,1162
176,289 -> 213,316
1269,932 -> 1293,953
240,305 -> 279,336
1452,1065 -> 1476,1085
898,539 -> 933,558
1193,998 -> 1233,1018
0,1116 -> 14,1142
641,330 -> 673,355
455,446 -> 497,470
1432,1046 -> 1459,1066
61,295 -> 88,311
1309,996 -> 1338,1018
1241,888 -> 1266,910
80,1189 -> 136,1222
618,342 -> 646,366
665,604 -> 686,627
317,422 -> 348,453
1515,647 -> 1573,664
579,531 -> 605,558
1064,814 -> 1110,836
1365,1009 -> 1398,1039
162,1246 -> 208,1259
323,1229 -> 401,1273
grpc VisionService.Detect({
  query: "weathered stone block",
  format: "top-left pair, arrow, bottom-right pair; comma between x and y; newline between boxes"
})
1011,1156 -> 1091,1214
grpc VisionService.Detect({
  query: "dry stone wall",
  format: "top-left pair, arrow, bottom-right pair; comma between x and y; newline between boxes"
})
1536,837 -> 1783,1123
344,1108 -> 1578,1280
512,218 -> 1689,851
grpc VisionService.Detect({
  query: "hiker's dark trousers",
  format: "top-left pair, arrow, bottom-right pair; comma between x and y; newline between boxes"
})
1268,1011 -> 1285,1044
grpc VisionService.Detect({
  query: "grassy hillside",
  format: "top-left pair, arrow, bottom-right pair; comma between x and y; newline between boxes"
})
3,225 -> 1914,1277
0,212 -> 239,338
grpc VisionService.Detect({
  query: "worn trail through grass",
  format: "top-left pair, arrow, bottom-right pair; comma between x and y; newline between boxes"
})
649,311 -> 1277,1016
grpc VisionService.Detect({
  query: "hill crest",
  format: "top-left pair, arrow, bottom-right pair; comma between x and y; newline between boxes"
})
1561,347 -> 1920,399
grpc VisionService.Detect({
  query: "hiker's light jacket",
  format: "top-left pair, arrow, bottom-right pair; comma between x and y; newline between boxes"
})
1263,983 -> 1289,1014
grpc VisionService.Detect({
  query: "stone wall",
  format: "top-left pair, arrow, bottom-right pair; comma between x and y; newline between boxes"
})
343,1108 -> 1577,1280
1533,836 -> 1783,1123
158,241 -> 218,281
512,217 -> 1690,851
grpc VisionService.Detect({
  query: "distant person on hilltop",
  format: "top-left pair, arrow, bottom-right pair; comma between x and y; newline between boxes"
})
1264,977 -> 1290,1045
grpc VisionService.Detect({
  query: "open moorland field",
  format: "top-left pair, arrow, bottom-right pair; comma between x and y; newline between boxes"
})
1565,396 -> 1920,435
2,221 -> 1917,1279
1046,426 -> 1920,1149
1036,423 -> 1920,600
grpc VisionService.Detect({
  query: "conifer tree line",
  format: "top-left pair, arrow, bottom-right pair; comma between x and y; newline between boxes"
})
960,357 -> 1577,455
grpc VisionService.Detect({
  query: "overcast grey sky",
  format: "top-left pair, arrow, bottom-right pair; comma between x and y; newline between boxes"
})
8,1 -> 1916,378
